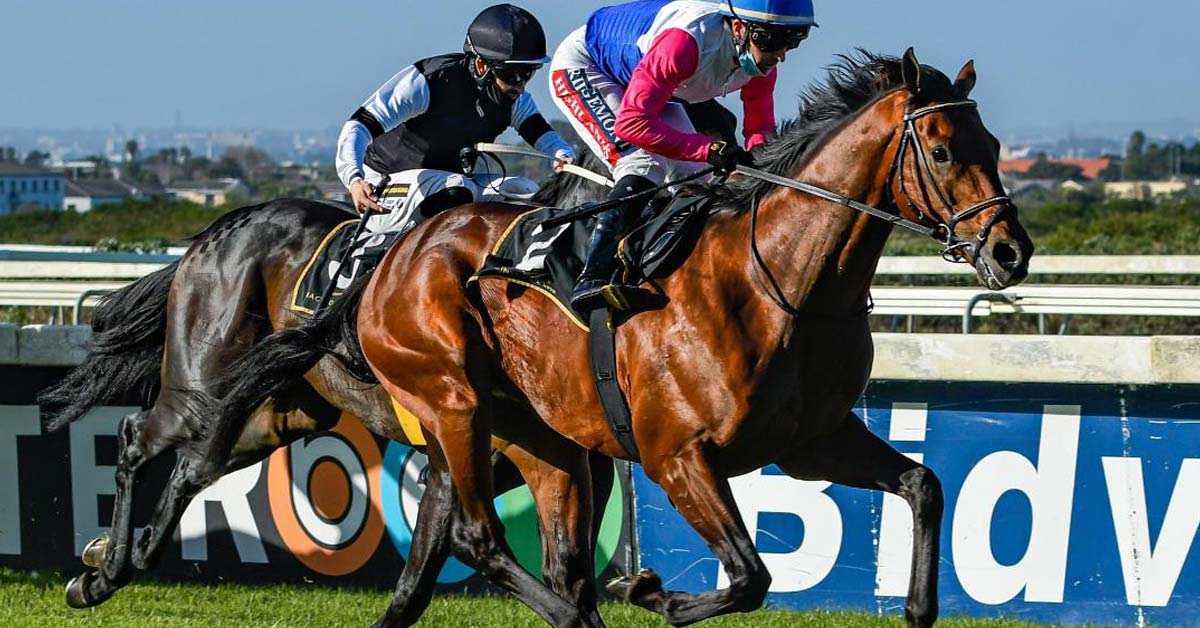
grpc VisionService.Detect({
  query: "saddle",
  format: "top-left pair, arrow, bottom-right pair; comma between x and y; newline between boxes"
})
473,194 -> 713,326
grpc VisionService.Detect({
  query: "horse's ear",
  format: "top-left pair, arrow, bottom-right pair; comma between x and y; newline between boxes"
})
901,47 -> 922,95
955,60 -> 977,97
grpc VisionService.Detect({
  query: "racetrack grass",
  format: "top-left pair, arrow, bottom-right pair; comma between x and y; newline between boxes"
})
0,569 -> 1118,628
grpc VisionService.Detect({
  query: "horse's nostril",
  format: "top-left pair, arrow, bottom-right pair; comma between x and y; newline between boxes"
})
992,242 -> 1020,270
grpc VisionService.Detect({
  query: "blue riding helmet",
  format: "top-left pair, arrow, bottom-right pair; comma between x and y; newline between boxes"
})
716,0 -> 818,27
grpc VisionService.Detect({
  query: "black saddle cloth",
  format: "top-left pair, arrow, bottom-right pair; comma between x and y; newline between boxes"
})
288,220 -> 405,315
474,195 -> 712,324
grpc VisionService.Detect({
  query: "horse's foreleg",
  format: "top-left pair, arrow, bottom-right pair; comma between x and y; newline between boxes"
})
612,444 -> 769,626
778,416 -> 943,628
66,408 -> 174,608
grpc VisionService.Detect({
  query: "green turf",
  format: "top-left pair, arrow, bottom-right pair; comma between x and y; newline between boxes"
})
0,569 -> 1115,627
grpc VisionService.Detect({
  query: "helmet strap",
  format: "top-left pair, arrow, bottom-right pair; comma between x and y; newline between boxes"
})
729,17 -> 765,77
468,56 -> 509,107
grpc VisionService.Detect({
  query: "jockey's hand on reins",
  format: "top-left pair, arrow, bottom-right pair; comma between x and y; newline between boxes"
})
706,140 -> 755,176
351,179 -> 385,214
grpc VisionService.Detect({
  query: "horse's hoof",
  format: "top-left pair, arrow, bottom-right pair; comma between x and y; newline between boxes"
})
65,573 -> 96,609
81,536 -> 110,569
606,568 -> 662,602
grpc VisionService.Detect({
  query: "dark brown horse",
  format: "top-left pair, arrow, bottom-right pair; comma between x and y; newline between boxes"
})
39,155 -> 612,627
216,50 -> 1033,628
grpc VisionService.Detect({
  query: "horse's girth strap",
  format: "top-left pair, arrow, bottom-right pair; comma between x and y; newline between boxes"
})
587,309 -> 640,461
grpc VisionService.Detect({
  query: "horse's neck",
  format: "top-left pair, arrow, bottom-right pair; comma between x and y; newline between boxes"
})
748,96 -> 902,328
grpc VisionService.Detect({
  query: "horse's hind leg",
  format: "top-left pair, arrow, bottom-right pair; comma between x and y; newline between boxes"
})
129,394 -> 340,570
609,443 -> 769,626
371,374 -> 584,628
66,406 -> 177,608
498,436 -> 606,628
778,416 -> 942,628
371,438 -> 457,628
372,441 -> 606,628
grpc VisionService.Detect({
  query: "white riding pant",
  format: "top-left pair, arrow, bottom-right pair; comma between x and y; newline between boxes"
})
360,164 -> 539,236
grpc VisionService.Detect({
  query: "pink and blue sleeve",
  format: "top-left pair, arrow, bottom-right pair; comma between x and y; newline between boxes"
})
741,69 -> 777,150
613,29 -> 713,163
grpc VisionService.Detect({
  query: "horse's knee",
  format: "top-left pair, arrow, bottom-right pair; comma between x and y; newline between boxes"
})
900,465 -> 943,522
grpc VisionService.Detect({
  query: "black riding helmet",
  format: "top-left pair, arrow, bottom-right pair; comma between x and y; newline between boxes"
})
463,4 -> 550,66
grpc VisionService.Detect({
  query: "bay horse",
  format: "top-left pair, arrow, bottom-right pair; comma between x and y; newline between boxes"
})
38,154 -> 612,627
215,49 -> 1033,628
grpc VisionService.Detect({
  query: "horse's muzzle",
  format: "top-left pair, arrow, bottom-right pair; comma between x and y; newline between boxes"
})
975,234 -> 1033,290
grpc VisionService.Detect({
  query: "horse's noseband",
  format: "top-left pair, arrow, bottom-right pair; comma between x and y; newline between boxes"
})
888,100 -> 1014,262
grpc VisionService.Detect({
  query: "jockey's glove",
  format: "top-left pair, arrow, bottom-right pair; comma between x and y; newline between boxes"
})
706,140 -> 755,175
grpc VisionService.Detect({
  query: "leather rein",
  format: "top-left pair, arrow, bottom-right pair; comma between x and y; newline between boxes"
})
737,98 -> 1014,317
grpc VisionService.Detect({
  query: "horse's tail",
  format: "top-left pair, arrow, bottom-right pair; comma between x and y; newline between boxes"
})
38,260 -> 180,432
206,273 -> 377,459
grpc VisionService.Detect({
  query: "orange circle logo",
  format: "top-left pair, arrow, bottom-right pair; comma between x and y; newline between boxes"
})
267,414 -> 384,575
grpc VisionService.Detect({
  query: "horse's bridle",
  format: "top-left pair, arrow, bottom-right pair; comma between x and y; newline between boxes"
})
886,99 -> 1014,262
739,96 -> 1015,316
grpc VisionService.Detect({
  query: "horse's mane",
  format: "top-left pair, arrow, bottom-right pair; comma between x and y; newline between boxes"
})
703,49 -> 961,211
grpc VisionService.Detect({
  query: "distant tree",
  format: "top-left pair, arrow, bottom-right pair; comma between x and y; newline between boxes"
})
23,150 -> 50,167
2,147 -> 15,163
180,146 -> 192,162
1096,155 -> 1123,182
221,146 -> 276,184
1127,130 -> 1146,158
125,140 -> 139,163
1026,153 -> 1084,181
145,149 -> 177,185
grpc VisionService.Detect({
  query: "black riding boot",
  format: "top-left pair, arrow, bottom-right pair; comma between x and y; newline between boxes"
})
570,175 -> 657,312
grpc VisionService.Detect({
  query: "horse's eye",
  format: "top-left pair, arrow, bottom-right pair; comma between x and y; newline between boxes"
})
931,146 -> 951,163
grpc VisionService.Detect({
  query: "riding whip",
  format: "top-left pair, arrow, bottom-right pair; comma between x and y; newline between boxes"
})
312,176 -> 389,316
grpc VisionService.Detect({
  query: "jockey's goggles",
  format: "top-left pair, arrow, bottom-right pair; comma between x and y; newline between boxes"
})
747,24 -> 810,52
491,64 -> 540,85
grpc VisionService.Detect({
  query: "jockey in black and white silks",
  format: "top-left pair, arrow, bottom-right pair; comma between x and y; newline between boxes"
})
334,3 -> 575,239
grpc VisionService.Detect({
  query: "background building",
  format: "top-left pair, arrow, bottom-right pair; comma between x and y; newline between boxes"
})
0,164 -> 64,214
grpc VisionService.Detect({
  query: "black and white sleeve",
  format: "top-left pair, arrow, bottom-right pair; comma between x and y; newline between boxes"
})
510,92 -> 576,163
335,65 -> 431,189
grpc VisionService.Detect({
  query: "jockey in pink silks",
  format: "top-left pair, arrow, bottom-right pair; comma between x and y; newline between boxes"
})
549,0 -> 817,310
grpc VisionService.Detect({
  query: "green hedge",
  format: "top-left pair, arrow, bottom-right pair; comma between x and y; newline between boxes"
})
0,199 -> 228,246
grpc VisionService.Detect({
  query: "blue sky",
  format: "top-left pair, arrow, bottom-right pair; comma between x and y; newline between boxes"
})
2,0 -> 1196,138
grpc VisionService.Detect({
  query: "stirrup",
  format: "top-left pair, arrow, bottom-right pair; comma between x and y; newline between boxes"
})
601,285 -> 665,312
600,285 -> 635,311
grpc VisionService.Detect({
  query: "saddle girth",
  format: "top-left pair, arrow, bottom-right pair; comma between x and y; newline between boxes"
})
588,308 -> 640,461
